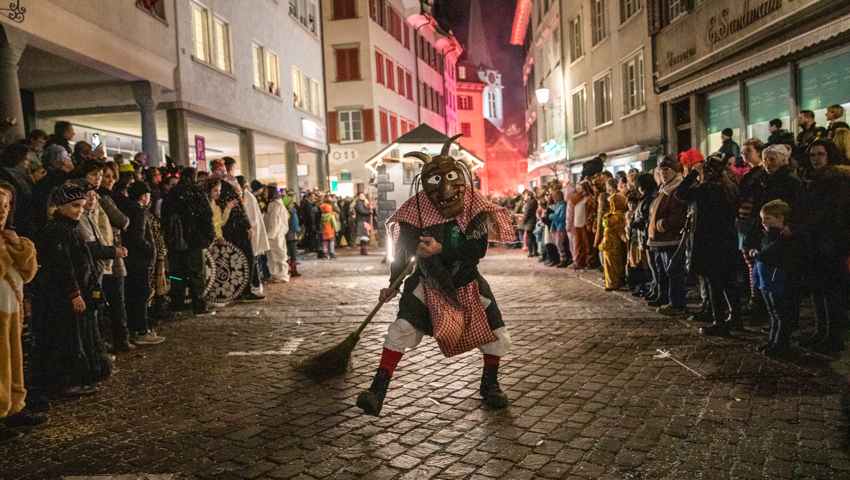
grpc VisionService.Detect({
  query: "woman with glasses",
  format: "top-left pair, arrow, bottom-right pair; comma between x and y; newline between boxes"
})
796,140 -> 850,354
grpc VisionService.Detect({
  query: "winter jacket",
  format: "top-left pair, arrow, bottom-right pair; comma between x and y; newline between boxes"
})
0,167 -> 34,239
320,203 -> 340,240
766,129 -> 795,147
719,139 -> 740,159
160,177 -> 215,251
797,123 -> 827,147
673,171 -> 739,277
120,201 -> 156,272
286,205 -> 300,241
521,197 -> 538,231
827,121 -> 850,140
648,174 -> 686,247
753,227 -> 800,295
798,165 -> 850,287
736,165 -> 767,245
632,189 -> 657,249
551,201 -> 568,233
77,202 -> 117,278
354,199 -> 372,237
35,213 -> 92,302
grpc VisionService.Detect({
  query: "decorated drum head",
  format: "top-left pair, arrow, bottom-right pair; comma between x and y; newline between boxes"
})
204,241 -> 250,304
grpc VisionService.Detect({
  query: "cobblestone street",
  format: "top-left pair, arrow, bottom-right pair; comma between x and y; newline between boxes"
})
2,247 -> 849,480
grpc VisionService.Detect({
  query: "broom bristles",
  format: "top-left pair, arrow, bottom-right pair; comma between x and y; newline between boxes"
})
294,332 -> 360,378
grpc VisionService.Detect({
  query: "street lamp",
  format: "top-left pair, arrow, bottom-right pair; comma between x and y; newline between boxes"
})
535,86 -> 550,104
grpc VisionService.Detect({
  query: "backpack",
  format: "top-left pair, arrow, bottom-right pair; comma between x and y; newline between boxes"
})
166,213 -> 189,251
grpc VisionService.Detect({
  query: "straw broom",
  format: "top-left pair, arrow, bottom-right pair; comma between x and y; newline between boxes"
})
295,260 -> 416,379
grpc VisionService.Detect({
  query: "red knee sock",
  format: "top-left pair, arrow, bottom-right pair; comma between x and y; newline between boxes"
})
483,354 -> 500,369
379,348 -> 404,377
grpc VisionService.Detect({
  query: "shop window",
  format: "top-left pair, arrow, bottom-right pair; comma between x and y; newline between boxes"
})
334,47 -> 360,82
190,2 -> 210,62
461,123 -> 472,138
619,0 -> 640,24
569,15 -> 583,62
707,86 -> 740,155
339,110 -> 363,143
572,87 -> 587,135
621,50 -> 645,115
213,17 -> 232,73
798,49 -> 850,130
591,0 -> 607,46
747,71 -> 790,142
593,72 -> 612,126
333,0 -> 356,20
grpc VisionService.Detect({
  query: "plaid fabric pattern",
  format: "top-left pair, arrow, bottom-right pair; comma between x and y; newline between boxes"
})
425,279 -> 497,357
387,188 -> 515,244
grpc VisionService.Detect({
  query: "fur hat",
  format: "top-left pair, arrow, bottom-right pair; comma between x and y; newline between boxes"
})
679,149 -> 704,166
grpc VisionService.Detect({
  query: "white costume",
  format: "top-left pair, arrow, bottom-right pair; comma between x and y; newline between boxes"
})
243,190 -> 269,293
264,198 -> 290,282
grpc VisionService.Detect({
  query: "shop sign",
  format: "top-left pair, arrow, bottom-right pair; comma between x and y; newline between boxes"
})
269,164 -> 286,176
297,164 -> 308,176
195,136 -> 206,168
655,0 -> 821,85
302,119 -> 326,143
330,148 -> 359,162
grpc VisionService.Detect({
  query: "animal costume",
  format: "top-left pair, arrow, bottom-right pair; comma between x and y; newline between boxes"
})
356,136 -> 515,416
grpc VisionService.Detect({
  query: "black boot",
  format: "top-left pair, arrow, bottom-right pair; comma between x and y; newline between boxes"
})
700,321 -> 730,337
356,368 -> 391,416
480,366 -> 509,408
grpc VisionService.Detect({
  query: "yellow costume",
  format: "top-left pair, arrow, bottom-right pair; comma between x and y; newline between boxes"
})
599,195 -> 627,290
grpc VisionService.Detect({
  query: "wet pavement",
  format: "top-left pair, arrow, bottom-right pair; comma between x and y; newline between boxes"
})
1,246 -> 849,479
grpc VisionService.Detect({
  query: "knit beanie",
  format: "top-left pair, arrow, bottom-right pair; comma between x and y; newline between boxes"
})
52,180 -> 86,205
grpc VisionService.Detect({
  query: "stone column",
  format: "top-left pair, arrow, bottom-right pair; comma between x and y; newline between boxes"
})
285,140 -> 299,198
238,129 -> 256,181
131,81 -> 160,167
166,108 -> 190,167
0,26 -> 27,143
315,149 -> 329,191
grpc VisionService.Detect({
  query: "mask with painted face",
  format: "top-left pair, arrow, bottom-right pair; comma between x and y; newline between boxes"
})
404,134 -> 468,218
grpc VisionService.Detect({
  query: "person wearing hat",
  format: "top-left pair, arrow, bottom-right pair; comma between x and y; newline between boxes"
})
283,194 -> 301,277
647,155 -> 689,316
32,181 -> 99,399
718,128 -> 740,160
674,154 -> 742,336
120,181 -> 165,345
31,145 -> 74,231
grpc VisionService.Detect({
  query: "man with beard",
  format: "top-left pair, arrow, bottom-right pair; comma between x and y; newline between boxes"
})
356,135 -> 516,416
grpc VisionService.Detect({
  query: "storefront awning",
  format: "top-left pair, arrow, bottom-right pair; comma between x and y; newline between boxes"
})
659,15 -> 850,103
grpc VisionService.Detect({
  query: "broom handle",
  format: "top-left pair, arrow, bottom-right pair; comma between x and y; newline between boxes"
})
354,260 -> 415,337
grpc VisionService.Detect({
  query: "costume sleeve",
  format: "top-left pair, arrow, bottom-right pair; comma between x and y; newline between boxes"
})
7,237 -> 37,283
389,223 -> 419,286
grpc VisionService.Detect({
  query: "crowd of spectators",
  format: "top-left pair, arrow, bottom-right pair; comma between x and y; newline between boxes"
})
0,121 -> 345,442
498,108 -> 850,364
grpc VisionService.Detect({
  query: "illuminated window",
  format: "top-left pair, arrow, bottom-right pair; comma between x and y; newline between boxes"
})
593,72 -> 612,126
591,0 -> 607,46
621,50 -> 645,115
339,110 -> 363,143
213,17 -> 231,73
572,87 -> 587,135
190,2 -> 210,62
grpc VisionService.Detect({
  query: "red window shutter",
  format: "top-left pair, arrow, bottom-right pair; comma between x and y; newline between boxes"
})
406,73 -> 413,101
327,111 -> 339,144
409,120 -> 415,132
461,123 -> 471,137
369,0 -> 376,21
469,96 -> 474,110
377,0 -> 384,26
348,48 -> 360,80
375,51 -> 384,85
386,59 -> 394,91
403,23 -> 410,49
393,12 -> 402,42
379,110 -> 389,144
362,109 -> 375,142
390,114 -> 398,140
333,0 -> 355,19
401,118 -> 408,135
397,67 -> 405,97
334,49 -> 347,82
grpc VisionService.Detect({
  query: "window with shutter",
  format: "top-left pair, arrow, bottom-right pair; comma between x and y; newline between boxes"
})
401,118 -> 409,135
379,110 -> 389,144
397,66 -> 405,97
461,123 -> 472,137
403,23 -> 410,50
386,58 -> 395,91
390,113 -> 398,140
362,109 -> 376,141
348,48 -> 360,80
406,73 -> 413,101
375,51 -> 384,85
369,0 -> 376,21
333,0 -> 356,19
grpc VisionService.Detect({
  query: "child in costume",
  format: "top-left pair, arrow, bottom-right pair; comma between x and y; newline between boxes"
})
599,194 -> 627,290
357,136 -> 515,416
320,203 -> 339,259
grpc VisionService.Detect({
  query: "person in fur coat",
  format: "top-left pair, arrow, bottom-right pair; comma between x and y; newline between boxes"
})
599,194 -> 627,290
0,182 -> 41,442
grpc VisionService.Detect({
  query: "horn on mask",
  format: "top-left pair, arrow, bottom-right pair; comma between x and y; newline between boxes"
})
403,151 -> 432,164
441,134 -> 464,157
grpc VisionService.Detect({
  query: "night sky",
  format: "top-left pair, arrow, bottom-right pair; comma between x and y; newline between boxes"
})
435,0 -> 526,133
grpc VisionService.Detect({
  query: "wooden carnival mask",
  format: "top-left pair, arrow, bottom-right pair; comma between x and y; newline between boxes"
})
404,135 -> 468,218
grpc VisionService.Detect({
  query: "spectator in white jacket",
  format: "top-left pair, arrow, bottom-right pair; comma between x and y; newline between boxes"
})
237,176 -> 269,296
263,186 -> 290,283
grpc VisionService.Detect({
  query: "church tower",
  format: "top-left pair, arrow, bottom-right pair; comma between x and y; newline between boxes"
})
467,0 -> 504,130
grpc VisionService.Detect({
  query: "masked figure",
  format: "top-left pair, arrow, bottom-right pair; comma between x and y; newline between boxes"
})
356,135 -> 515,416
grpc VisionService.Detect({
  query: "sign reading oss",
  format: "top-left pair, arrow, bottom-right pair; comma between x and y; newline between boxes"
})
330,148 -> 359,162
